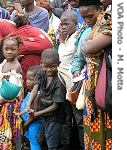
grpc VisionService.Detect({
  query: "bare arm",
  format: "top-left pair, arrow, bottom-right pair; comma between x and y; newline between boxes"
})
82,33 -> 112,56
22,94 -> 40,130
34,102 -> 59,117
19,84 -> 39,115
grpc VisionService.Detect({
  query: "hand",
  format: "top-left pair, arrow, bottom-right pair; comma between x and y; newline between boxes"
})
73,71 -> 81,78
34,111 -> 40,117
28,109 -> 34,118
23,111 -> 35,130
25,105 -> 31,113
19,105 -> 31,116
59,32 -> 67,43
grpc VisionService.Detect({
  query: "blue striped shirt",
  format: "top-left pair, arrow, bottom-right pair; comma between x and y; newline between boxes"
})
0,7 -> 10,19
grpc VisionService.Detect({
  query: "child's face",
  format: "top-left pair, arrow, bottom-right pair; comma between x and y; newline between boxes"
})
3,39 -> 18,61
26,71 -> 35,90
41,59 -> 59,77
60,18 -> 76,38
6,3 -> 15,14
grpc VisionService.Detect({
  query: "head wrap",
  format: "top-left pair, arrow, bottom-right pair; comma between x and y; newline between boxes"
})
79,0 -> 102,7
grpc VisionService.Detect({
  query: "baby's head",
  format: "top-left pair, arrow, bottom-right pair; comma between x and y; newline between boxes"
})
26,65 -> 42,91
41,49 -> 60,77
1,36 -> 23,62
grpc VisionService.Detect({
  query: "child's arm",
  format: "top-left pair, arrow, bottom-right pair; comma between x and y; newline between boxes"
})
34,102 -> 59,117
22,93 -> 40,130
33,92 -> 40,112
34,79 -> 66,117
23,111 -> 34,131
19,84 -> 39,115
82,33 -> 112,56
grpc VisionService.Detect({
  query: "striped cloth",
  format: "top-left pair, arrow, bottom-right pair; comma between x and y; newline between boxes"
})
0,6 -> 10,19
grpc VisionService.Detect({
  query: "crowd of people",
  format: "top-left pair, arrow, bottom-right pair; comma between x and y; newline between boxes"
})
0,0 -> 112,150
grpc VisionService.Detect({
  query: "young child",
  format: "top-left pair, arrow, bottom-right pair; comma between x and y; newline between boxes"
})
0,36 -> 22,74
20,65 -> 42,150
6,1 -> 15,15
0,36 -> 23,149
57,10 -> 78,150
21,49 -> 66,150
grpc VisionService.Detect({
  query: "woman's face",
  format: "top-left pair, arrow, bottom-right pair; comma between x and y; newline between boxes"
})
80,6 -> 100,27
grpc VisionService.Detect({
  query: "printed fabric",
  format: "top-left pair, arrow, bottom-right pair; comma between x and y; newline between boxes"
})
83,12 -> 112,150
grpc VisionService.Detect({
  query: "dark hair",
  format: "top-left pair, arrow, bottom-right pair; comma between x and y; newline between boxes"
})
14,15 -> 30,28
60,10 -> 78,24
41,49 -> 59,64
1,36 -> 23,49
28,65 -> 42,74
78,0 -> 102,7
37,1 -> 53,12
6,1 -> 14,5
93,4 -> 102,10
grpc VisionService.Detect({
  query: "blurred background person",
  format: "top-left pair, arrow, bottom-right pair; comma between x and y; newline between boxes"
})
6,0 -> 15,15
36,0 -> 60,50
50,0 -> 68,18
67,0 -> 84,30
0,1 -> 10,19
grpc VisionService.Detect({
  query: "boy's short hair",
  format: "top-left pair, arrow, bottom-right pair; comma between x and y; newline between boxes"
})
60,10 -> 78,24
41,49 -> 60,64
28,65 -> 42,74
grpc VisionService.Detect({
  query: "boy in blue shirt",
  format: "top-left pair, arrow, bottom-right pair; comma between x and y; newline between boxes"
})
20,65 -> 42,150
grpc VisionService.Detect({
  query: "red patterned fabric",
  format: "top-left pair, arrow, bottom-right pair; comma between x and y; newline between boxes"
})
10,25 -> 53,55
0,19 -> 17,42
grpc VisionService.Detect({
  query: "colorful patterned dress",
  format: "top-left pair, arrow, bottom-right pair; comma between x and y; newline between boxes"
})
83,12 -> 112,150
0,60 -> 23,150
